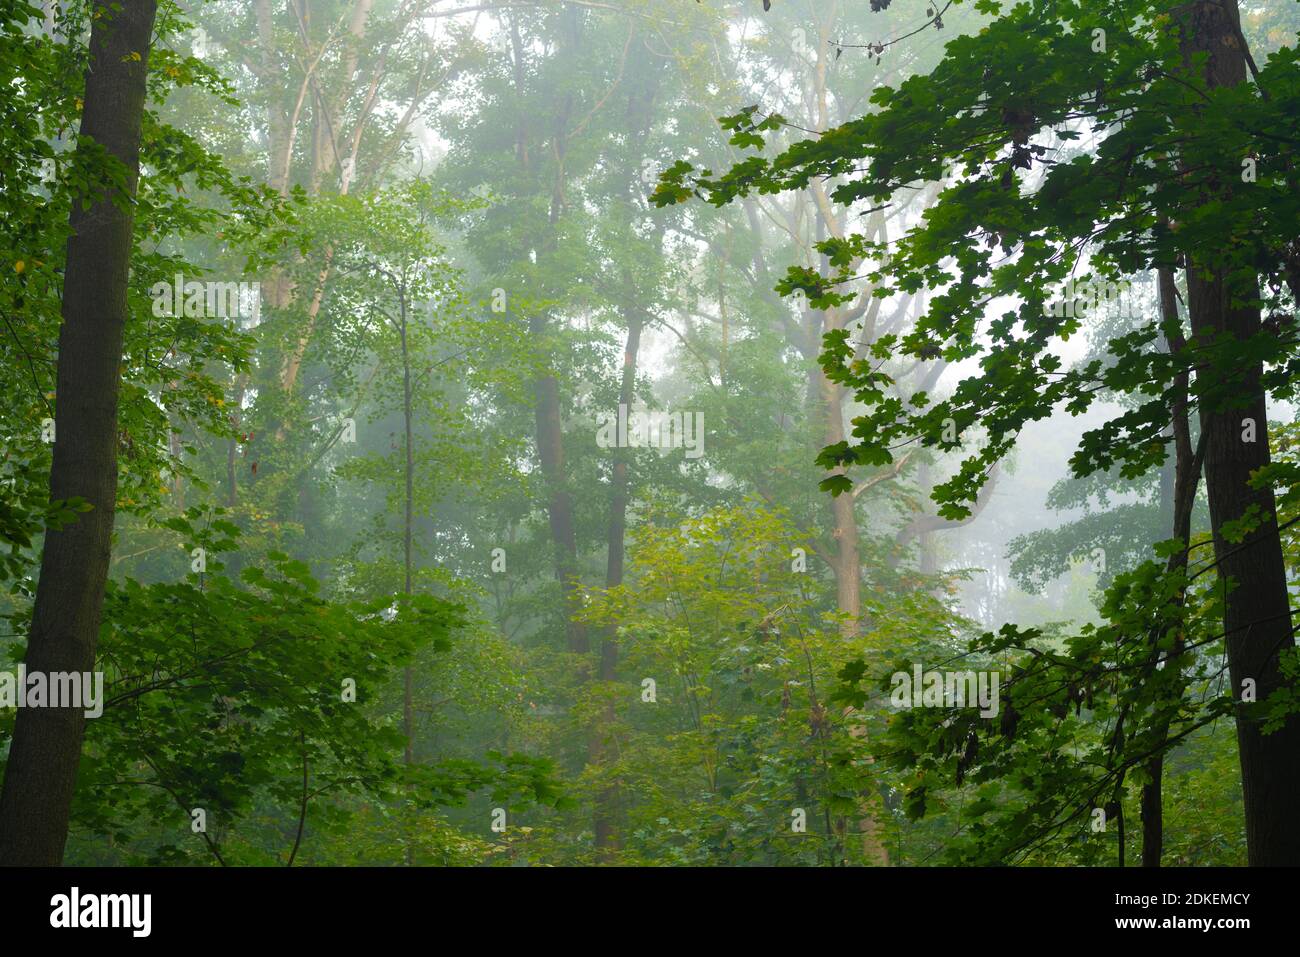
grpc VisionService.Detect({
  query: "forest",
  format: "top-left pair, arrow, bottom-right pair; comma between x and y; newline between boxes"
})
0,0 -> 1298,872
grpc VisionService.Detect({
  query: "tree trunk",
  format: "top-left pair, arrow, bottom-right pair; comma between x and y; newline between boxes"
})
0,0 -> 159,865
531,320 -> 588,655
522,9 -> 586,658
398,283 -> 416,866
1176,0 -> 1300,866
820,364 -> 862,637
593,311 -> 643,856
1140,265 -> 1201,867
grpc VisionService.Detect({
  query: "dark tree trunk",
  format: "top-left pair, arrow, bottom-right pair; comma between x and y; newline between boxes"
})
1186,267 -> 1300,865
506,8 -> 587,660
531,326 -> 588,655
1176,0 -> 1300,866
0,0 -> 159,865
529,8 -> 586,658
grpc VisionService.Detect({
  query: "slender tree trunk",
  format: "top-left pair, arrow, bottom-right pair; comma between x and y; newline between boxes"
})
0,0 -> 159,865
1141,265 -> 1201,867
225,374 -> 248,507
255,0 -> 291,197
602,314 -> 641,664
1176,0 -> 1300,865
399,288 -> 415,758
807,82 -> 883,857
814,237 -> 885,864
820,365 -> 862,637
398,284 -> 416,865
593,311 -> 642,856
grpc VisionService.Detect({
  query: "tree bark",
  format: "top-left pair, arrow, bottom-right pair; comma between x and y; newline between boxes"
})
1176,0 -> 1300,866
820,362 -> 862,636
0,0 -> 159,865
532,324 -> 587,655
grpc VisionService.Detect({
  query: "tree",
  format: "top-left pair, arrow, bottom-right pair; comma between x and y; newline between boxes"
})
0,0 -> 160,865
